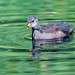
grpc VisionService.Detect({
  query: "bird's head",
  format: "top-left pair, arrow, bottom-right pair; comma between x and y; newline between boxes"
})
27,15 -> 40,30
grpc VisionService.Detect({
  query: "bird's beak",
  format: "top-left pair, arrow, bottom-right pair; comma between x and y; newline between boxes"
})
27,23 -> 32,30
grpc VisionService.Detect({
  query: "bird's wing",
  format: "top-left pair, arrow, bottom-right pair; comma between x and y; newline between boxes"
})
52,22 -> 73,34
42,22 -> 73,34
41,25 -> 58,33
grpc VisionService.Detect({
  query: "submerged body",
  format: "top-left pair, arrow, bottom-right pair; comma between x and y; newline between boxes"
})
27,15 -> 73,39
33,29 -> 66,39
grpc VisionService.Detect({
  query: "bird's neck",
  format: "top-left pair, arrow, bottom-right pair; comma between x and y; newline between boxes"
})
32,28 -> 34,40
32,24 -> 43,33
37,23 -> 43,33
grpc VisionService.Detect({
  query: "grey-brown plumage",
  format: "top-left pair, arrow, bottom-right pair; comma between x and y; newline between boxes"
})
27,15 -> 73,39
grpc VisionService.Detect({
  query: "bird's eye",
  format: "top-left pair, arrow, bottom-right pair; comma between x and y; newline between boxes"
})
31,20 -> 34,22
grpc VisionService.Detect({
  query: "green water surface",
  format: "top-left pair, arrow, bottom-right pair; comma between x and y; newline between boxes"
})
0,0 -> 75,75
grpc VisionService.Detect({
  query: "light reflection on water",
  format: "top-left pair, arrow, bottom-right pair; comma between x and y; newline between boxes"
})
1,53 -> 75,74
0,0 -> 75,75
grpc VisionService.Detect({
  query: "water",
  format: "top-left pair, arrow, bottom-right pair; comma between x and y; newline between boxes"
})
0,0 -> 75,75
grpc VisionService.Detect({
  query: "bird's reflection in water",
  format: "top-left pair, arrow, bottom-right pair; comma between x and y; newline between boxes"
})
29,34 -> 73,59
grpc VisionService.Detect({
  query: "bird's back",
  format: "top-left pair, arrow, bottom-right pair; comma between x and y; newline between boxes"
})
41,22 -> 73,34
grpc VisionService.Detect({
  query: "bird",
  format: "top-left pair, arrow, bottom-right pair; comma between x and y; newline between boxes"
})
27,15 -> 73,39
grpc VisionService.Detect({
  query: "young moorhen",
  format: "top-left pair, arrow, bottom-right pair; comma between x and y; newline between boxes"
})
27,15 -> 73,39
